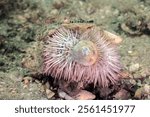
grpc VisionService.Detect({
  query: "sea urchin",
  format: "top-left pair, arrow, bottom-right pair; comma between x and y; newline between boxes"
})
43,25 -> 122,87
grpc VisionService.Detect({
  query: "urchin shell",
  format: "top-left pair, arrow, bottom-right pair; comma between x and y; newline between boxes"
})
43,26 -> 122,87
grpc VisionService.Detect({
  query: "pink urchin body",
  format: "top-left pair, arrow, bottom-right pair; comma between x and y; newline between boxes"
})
43,27 -> 122,87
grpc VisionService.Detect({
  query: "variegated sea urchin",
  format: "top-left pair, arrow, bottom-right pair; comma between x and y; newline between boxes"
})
43,25 -> 122,87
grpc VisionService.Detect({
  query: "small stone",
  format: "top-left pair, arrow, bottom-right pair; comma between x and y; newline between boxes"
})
63,18 -> 70,24
53,0 -> 65,9
24,13 -> 30,19
24,79 -> 30,85
58,90 -> 74,100
143,78 -> 150,85
133,73 -> 141,79
129,79 -> 136,85
140,72 -> 147,77
74,90 -> 96,100
22,76 -> 32,88
128,50 -> 132,54
113,9 -> 119,16
10,88 -> 17,95
79,1 -> 83,6
46,89 -> 55,99
134,88 -> 142,99
134,84 -> 150,99
50,9 -> 59,16
113,89 -> 130,100
23,77 -> 32,83
140,68 -> 149,78
143,84 -> 150,94
137,80 -> 142,86
129,63 -> 140,73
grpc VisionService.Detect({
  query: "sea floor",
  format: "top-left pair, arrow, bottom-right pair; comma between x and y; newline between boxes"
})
0,0 -> 149,99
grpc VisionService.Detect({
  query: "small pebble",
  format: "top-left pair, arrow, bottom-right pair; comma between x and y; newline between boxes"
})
129,63 -> 140,73
10,88 -> 17,95
74,90 -> 96,100
143,78 -> 150,85
128,50 -> 132,54
63,18 -> 70,24
134,88 -> 142,99
53,0 -> 65,9
134,84 -> 150,99
22,76 -> 32,86
113,9 -> 119,16
113,89 -> 131,100
133,73 -> 141,79
143,84 -> 150,94
137,80 -> 142,86
46,89 -> 55,99
50,9 -> 59,16
129,79 -> 136,85
79,1 -> 83,6
58,90 -> 74,100
140,68 -> 149,77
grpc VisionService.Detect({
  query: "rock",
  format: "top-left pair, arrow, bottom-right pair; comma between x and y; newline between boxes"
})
136,80 -> 142,87
58,89 -> 96,100
133,73 -> 141,79
129,63 -> 140,73
113,89 -> 131,100
74,90 -> 95,100
58,90 -> 74,100
129,79 -> 136,85
50,9 -> 59,16
143,84 -> 150,94
128,50 -> 132,54
140,68 -> 150,78
22,76 -> 32,89
134,84 -> 150,99
143,78 -> 150,85
134,88 -> 142,99
46,89 -> 55,99
113,9 -> 119,16
53,0 -> 65,9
